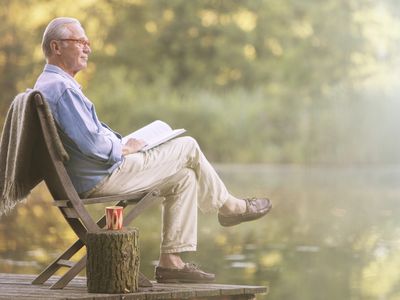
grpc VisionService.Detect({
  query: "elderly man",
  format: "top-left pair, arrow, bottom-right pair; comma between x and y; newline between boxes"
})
34,17 -> 272,283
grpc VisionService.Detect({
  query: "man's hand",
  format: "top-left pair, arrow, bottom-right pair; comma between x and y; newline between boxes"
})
122,138 -> 147,156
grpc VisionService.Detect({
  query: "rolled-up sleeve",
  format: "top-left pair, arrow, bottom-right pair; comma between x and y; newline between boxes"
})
56,88 -> 122,164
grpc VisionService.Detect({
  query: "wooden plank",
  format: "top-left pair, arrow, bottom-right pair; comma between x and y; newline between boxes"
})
0,288 -> 80,299
152,283 -> 221,298
81,193 -> 144,205
0,296 -> 64,300
117,292 -> 147,300
244,286 -> 268,294
185,284 -> 221,297
169,288 -> 196,299
0,273 -> 36,280
213,284 -> 267,295
51,257 -> 87,289
0,284 -> 123,300
0,278 -> 84,299
0,274 -> 267,300
62,208 -> 79,219
1,273 -> 267,293
0,283 -> 86,294
144,291 -> 173,300
53,200 -> 70,207
206,284 -> 244,296
57,259 -> 75,268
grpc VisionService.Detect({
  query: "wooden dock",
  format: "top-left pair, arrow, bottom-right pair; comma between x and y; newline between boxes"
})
0,273 -> 267,299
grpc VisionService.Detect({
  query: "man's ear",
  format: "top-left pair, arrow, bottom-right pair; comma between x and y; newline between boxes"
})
50,40 -> 62,55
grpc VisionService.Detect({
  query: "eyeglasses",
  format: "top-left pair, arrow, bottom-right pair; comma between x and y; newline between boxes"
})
58,39 -> 91,48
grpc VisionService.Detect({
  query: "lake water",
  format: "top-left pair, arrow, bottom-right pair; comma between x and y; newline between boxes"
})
1,164 -> 399,300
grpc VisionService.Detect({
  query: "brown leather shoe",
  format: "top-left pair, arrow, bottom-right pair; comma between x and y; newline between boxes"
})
155,263 -> 215,283
218,198 -> 272,227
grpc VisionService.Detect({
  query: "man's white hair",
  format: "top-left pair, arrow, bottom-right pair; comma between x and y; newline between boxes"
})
42,17 -> 81,58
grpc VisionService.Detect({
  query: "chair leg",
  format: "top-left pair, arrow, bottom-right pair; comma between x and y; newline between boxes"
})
32,239 -> 84,285
138,272 -> 153,287
50,256 -> 86,289
35,188 -> 166,289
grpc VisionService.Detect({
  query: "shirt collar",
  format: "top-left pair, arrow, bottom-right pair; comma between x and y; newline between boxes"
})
43,64 -> 82,90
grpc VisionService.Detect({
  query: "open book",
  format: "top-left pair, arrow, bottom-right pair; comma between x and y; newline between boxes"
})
121,120 -> 186,152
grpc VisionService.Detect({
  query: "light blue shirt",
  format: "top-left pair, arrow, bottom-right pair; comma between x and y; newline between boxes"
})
34,64 -> 123,194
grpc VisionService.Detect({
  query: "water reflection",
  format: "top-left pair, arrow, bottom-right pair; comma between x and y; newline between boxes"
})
1,164 -> 400,299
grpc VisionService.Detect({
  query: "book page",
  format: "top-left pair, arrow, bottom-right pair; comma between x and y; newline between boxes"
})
122,120 -> 171,144
122,120 -> 186,151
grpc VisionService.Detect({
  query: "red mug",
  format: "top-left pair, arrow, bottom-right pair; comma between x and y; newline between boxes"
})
105,206 -> 123,230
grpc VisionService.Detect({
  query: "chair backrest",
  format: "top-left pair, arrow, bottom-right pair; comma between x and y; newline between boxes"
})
33,93 -> 99,238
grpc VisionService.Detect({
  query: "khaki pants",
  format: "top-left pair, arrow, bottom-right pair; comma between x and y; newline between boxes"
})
87,136 -> 229,253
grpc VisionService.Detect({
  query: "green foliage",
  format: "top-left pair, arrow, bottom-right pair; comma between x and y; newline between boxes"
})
0,0 -> 399,163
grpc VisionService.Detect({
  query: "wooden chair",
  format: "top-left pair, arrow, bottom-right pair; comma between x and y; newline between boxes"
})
30,92 -> 181,289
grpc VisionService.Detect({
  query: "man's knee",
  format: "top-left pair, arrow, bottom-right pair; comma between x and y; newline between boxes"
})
170,168 -> 196,192
178,136 -> 199,150
160,168 -> 196,197
179,167 -> 196,183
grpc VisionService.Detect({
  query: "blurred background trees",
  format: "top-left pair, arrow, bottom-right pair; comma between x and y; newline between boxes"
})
1,0 -> 399,163
2,3 -> 400,298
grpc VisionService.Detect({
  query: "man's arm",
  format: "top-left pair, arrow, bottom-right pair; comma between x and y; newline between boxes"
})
56,88 -> 122,164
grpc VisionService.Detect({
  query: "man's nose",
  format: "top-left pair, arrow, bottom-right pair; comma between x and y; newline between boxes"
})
84,45 -> 91,54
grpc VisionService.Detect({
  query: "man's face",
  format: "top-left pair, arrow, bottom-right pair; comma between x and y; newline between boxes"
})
57,23 -> 91,77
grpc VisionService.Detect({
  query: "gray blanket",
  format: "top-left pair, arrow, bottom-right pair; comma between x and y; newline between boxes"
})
0,90 -> 68,216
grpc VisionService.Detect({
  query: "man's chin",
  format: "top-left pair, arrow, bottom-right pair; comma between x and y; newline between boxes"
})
71,65 -> 88,77
77,63 -> 88,72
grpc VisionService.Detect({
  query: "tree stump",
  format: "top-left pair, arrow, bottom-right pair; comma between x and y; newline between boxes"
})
86,228 -> 139,293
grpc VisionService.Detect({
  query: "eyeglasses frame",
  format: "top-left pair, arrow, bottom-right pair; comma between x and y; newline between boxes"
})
57,38 -> 91,48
